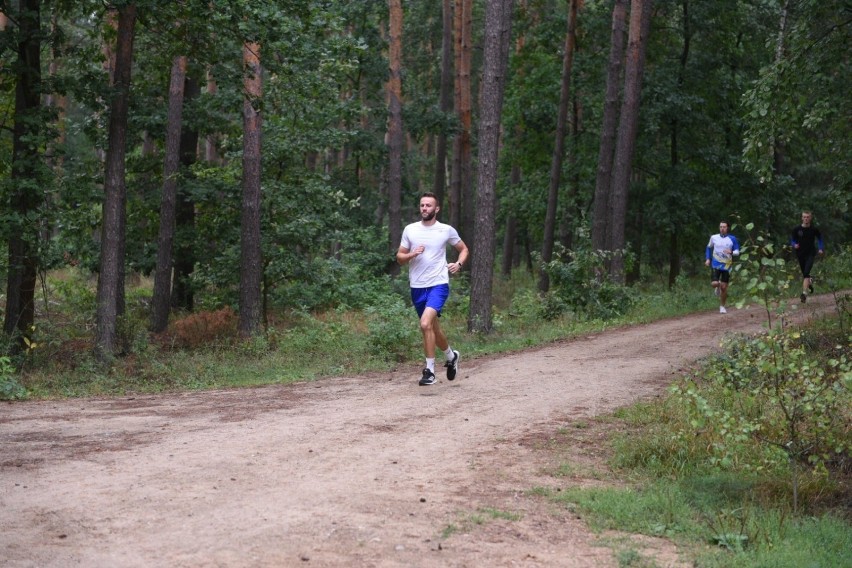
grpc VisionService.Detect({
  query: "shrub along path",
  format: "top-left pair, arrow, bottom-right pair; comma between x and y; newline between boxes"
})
0,295 -> 836,567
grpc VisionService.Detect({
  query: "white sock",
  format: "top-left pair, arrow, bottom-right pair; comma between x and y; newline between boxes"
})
426,358 -> 435,372
444,346 -> 455,360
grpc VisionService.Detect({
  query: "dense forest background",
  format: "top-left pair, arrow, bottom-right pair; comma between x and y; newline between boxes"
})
1,0 -> 849,359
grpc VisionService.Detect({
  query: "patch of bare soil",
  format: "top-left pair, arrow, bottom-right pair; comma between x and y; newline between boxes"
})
0,297 -> 835,567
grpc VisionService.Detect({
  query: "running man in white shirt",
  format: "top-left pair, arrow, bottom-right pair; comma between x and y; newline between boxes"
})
704,220 -> 740,314
397,193 -> 469,385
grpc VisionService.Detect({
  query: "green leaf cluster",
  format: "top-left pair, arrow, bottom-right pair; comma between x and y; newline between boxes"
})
672,329 -> 851,509
0,356 -> 28,401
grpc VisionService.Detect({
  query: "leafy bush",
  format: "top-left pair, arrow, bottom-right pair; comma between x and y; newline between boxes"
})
365,296 -> 419,362
0,356 -> 28,401
734,222 -> 795,328
672,330 -> 852,512
543,246 -> 635,320
49,270 -> 97,334
507,289 -> 542,320
818,244 -> 852,332
538,291 -> 570,321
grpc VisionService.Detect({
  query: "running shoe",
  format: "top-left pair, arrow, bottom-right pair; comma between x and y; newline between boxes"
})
801,293 -> 807,303
419,368 -> 436,386
445,350 -> 460,381
719,306 -> 727,314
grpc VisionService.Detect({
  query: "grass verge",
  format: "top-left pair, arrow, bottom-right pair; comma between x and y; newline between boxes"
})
531,317 -> 851,568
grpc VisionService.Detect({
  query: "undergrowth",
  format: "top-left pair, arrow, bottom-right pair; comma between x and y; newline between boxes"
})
6,265 -> 725,398
4,244 -> 850,403
541,316 -> 851,568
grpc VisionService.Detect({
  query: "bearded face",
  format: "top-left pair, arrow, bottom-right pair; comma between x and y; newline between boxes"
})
419,198 -> 439,221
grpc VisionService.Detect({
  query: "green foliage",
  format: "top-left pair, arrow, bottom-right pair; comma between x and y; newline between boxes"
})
554,324 -> 851,566
364,296 -> 419,362
0,356 -> 28,401
696,514 -> 852,568
556,477 -> 851,568
733,222 -> 795,328
818,244 -> 852,332
543,245 -> 635,320
671,330 -> 851,511
556,484 -> 699,538
742,0 -> 851,195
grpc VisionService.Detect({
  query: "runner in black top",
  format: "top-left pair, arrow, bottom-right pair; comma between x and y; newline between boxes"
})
791,210 -> 824,303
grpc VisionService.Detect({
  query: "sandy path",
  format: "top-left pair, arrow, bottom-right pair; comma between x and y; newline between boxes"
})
0,296 -> 834,567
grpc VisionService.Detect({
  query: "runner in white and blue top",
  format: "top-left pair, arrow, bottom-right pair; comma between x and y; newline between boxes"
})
397,192 -> 469,386
704,221 -> 740,314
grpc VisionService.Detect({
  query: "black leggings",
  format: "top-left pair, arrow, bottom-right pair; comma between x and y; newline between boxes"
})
797,253 -> 816,278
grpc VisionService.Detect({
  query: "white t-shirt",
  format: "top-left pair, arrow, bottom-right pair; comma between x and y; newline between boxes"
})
400,221 -> 461,288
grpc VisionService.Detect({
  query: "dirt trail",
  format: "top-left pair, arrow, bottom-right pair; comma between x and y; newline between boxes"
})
0,296 -> 835,568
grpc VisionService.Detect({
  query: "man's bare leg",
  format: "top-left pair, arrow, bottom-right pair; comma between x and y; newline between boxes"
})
420,307 -> 439,359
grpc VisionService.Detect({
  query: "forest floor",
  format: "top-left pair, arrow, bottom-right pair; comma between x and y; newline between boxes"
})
0,294 -> 837,568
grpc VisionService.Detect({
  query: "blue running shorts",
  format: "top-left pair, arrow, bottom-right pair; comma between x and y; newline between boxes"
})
411,284 -> 450,318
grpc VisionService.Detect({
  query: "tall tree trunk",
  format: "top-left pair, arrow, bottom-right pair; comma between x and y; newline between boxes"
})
468,0 -> 515,334
501,1 -> 527,280
3,0 -> 42,352
668,0 -> 690,289
95,3 -> 137,359
386,0 -> 404,275
626,195 -> 643,284
539,0 -> 579,293
450,0 -> 472,233
45,11 -> 66,179
205,68 -> 221,165
501,164 -> 521,277
238,41 -> 263,337
459,0 -> 475,248
771,0 -> 790,177
172,76 -> 200,311
150,56 -> 187,333
432,0 -> 453,206
590,0 -> 628,256
606,0 -> 652,284
668,230 -> 680,288
560,94 -> 582,251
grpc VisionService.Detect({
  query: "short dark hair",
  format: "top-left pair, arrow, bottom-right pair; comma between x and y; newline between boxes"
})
419,192 -> 439,206
719,220 -> 730,229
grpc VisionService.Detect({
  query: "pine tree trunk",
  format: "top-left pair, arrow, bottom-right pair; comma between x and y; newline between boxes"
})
668,0 -> 690,289
432,0 -> 453,206
560,94 -> 582,252
539,0 -> 579,293
468,0 -> 515,334
607,0 -> 652,284
590,0 -> 628,256
501,164 -> 521,278
450,0 -> 472,234
3,0 -> 41,352
172,76 -> 199,311
150,55 -> 187,333
205,68 -> 221,164
386,0 -> 404,275
95,3 -> 136,359
238,41 -> 263,337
